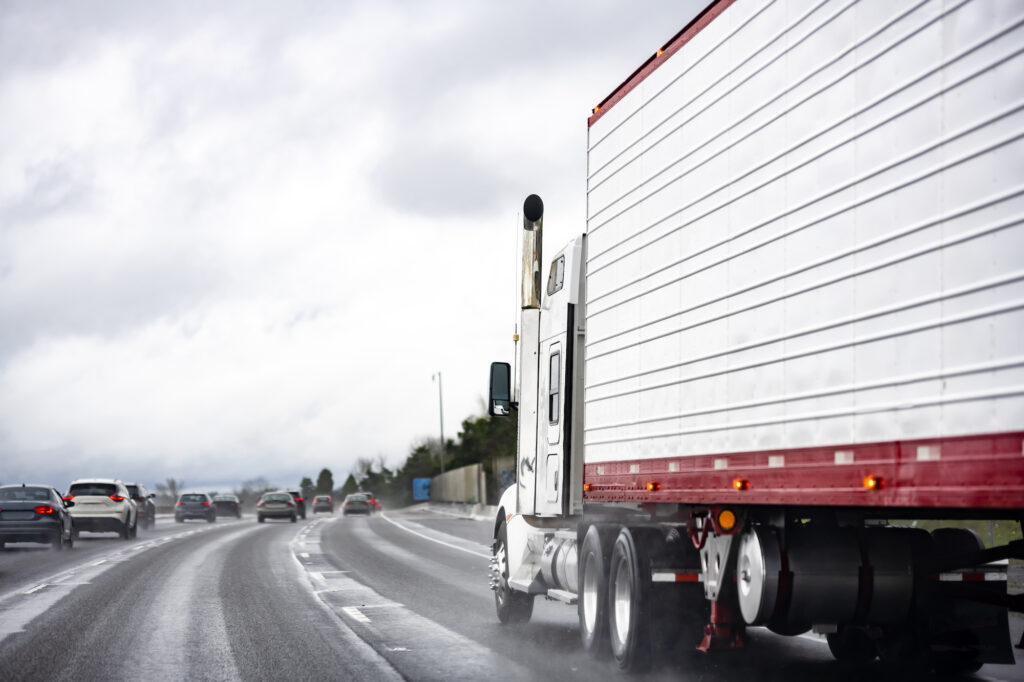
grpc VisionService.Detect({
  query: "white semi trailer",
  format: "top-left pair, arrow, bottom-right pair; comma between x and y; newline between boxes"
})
486,0 -> 1024,673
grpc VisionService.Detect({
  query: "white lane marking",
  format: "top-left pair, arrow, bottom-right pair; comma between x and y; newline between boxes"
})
299,552 -> 310,558
23,584 -> 46,595
379,513 -> 490,559
342,606 -> 371,623
386,647 -> 409,652
91,560 -> 106,566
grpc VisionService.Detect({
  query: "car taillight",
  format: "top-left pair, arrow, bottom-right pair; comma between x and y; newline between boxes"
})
286,501 -> 294,507
344,501 -> 351,506
63,495 -> 74,501
295,497 -> 303,502
176,501 -> 184,506
257,501 -> 265,507
202,501 -> 210,506
110,495 -> 125,502
34,505 -> 55,515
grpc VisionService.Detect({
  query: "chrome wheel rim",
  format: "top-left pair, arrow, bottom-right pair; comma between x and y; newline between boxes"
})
612,554 -> 631,645
495,540 -> 509,606
582,554 -> 598,633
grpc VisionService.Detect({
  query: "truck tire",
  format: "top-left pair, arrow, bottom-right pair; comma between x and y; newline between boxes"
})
827,626 -> 877,665
927,528 -> 987,674
579,524 -> 616,656
608,526 -> 661,672
494,520 -> 533,624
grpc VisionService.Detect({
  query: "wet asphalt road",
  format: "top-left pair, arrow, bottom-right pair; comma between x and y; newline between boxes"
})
0,509 -> 1020,681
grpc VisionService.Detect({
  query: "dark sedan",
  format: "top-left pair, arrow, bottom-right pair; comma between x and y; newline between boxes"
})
0,485 -> 75,550
213,495 -> 242,518
286,490 -> 307,519
175,493 -> 216,523
126,483 -> 156,530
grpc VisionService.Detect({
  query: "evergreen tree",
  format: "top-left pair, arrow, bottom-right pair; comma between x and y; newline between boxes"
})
339,473 -> 358,497
299,477 -> 315,501
315,468 -> 334,495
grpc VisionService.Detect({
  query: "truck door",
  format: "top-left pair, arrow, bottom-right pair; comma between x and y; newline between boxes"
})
535,304 -> 575,516
542,341 -> 562,507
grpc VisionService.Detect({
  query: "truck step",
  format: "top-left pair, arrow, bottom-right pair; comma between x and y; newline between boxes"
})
545,589 -> 577,604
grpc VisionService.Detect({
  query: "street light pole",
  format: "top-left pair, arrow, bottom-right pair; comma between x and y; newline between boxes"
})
433,372 -> 445,474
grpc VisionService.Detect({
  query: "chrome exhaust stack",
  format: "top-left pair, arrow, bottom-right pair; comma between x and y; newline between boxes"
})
521,194 -> 543,310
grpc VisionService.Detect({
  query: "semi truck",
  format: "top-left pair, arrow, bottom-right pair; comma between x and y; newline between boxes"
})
486,0 -> 1024,674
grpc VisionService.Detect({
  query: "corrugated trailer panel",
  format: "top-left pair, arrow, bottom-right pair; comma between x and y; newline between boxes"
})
582,0 -> 1024,506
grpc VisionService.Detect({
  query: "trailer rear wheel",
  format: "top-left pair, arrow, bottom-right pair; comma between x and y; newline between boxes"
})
608,527 -> 661,672
579,524 -> 616,656
928,528 -> 987,674
827,626 -> 877,665
494,520 -> 533,624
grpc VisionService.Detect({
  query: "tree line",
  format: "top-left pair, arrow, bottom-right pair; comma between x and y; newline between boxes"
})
152,407 -> 517,511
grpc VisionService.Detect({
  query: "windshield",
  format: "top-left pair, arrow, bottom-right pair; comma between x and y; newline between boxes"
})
69,483 -> 117,497
0,487 -> 50,501
180,494 -> 206,502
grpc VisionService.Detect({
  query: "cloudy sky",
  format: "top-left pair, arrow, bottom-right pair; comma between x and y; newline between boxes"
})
0,0 -> 704,491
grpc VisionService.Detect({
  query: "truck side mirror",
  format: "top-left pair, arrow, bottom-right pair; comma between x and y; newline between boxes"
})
489,362 -> 512,416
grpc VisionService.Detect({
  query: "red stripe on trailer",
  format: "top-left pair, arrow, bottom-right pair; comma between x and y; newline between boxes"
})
582,431 -> 1024,509
588,0 -> 735,127
653,571 -> 702,583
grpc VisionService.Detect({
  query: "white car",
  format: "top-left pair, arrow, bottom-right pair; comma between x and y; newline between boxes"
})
65,479 -> 137,540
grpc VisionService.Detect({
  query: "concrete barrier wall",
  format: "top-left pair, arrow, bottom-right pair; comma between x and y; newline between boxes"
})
431,464 -> 484,503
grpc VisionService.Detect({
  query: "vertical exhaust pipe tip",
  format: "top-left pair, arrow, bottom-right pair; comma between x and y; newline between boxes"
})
523,194 -> 544,227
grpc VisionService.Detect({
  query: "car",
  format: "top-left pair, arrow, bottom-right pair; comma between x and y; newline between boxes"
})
125,482 -> 156,530
175,493 -> 216,523
66,479 -> 137,540
0,484 -> 75,550
213,494 -> 242,518
312,495 -> 333,514
286,490 -> 306,519
256,491 -> 297,523
342,493 -> 372,516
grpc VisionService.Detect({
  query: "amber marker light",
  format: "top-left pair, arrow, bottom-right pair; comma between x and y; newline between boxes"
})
717,509 -> 736,532
733,479 -> 750,491
593,105 -> 600,114
583,483 -> 592,492
646,481 -> 661,492
864,475 -> 884,490
657,48 -> 664,57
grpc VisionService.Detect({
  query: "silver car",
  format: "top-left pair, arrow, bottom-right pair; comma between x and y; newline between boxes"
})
342,493 -> 372,516
256,491 -> 296,523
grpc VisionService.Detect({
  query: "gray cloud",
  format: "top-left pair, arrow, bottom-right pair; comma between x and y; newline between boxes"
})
0,0 -> 705,490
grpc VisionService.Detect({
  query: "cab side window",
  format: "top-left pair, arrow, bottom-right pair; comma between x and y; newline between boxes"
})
549,351 -> 560,424
546,256 -> 565,296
